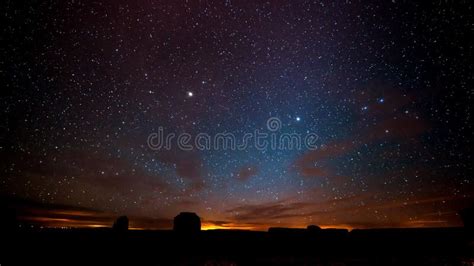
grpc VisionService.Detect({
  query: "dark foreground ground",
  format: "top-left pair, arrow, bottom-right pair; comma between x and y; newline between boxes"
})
1,227 -> 473,265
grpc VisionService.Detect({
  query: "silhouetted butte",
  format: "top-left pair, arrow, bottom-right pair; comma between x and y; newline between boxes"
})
112,215 -> 129,232
173,212 -> 201,234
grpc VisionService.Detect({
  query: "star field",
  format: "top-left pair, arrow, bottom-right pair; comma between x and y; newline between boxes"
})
1,1 -> 473,230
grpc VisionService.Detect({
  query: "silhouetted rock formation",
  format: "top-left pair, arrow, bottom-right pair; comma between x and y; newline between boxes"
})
112,216 -> 129,232
307,225 -> 321,231
173,212 -> 201,233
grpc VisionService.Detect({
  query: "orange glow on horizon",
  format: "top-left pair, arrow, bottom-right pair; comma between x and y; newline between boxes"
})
16,211 -> 456,231
201,223 -> 260,231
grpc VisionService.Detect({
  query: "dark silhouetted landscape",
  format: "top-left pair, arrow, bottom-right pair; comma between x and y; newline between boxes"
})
2,0 -> 473,265
1,205 -> 473,265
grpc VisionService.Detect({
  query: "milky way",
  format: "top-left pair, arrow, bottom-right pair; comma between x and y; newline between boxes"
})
1,1 -> 473,230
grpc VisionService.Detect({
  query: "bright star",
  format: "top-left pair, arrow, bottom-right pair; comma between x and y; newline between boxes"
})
187,91 -> 193,97
296,117 -> 301,121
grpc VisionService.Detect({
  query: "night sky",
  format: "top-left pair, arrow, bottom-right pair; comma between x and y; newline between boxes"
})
2,1 -> 473,230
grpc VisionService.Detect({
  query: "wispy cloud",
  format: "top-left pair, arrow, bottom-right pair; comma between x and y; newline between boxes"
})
2,197 -> 172,229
